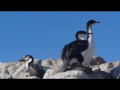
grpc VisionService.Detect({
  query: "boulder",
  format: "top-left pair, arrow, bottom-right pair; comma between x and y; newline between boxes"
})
0,57 -> 120,79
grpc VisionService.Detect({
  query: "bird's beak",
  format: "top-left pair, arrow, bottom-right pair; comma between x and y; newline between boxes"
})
20,58 -> 25,62
96,21 -> 100,23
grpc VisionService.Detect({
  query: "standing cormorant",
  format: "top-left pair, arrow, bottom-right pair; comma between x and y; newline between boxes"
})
59,20 -> 100,72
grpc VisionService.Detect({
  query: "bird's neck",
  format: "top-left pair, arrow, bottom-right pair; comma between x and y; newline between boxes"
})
87,24 -> 94,44
26,59 -> 33,70
87,25 -> 93,38
87,25 -> 92,34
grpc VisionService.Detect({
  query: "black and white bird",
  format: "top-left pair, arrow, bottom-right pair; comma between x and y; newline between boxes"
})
19,55 -> 32,62
59,20 -> 100,72
20,55 -> 45,79
82,20 -> 100,67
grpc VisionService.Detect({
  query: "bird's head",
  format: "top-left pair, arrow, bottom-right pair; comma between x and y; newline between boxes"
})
76,31 -> 88,40
20,55 -> 34,63
87,20 -> 100,27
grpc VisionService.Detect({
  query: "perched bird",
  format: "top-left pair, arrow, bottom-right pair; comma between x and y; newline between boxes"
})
19,55 -> 45,79
59,20 -> 100,72
82,20 -> 100,67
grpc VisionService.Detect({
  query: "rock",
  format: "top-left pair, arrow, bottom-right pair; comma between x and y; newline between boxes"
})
44,70 -> 90,79
90,56 -> 106,66
0,59 -> 45,79
91,65 -> 101,71
0,62 -> 23,78
91,70 -> 112,79
43,67 -> 111,79
42,58 -> 57,68
34,59 -> 42,66
43,58 -> 120,79
12,62 -> 27,78
111,66 -> 120,79
99,63 -> 114,73
7,62 -> 23,76
0,56 -> 120,79
19,76 -> 40,79
0,69 -> 12,79
54,59 -> 63,69
43,69 -> 55,78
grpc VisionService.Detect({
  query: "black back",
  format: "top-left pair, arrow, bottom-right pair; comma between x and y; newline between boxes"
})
61,40 -> 88,61
60,39 -> 89,72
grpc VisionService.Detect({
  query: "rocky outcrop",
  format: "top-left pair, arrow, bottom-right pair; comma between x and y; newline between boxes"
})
0,56 -> 120,79
0,59 -> 42,79
90,56 -> 106,65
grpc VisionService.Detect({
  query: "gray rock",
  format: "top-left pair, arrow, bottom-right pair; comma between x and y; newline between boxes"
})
43,67 -> 111,79
90,56 -> 106,66
111,66 -> 120,79
54,59 -> 63,69
0,69 -> 12,79
44,70 -> 90,79
91,70 -> 112,79
42,58 -> 57,68
0,57 -> 120,79
34,59 -> 42,66
82,56 -> 106,67
0,59 -> 44,79
43,58 -> 120,79
12,62 -> 27,78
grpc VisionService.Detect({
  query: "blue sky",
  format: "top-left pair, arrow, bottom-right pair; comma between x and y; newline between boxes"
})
0,11 -> 120,63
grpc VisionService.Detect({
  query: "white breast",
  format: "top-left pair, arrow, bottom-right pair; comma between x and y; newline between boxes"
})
82,34 -> 95,67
